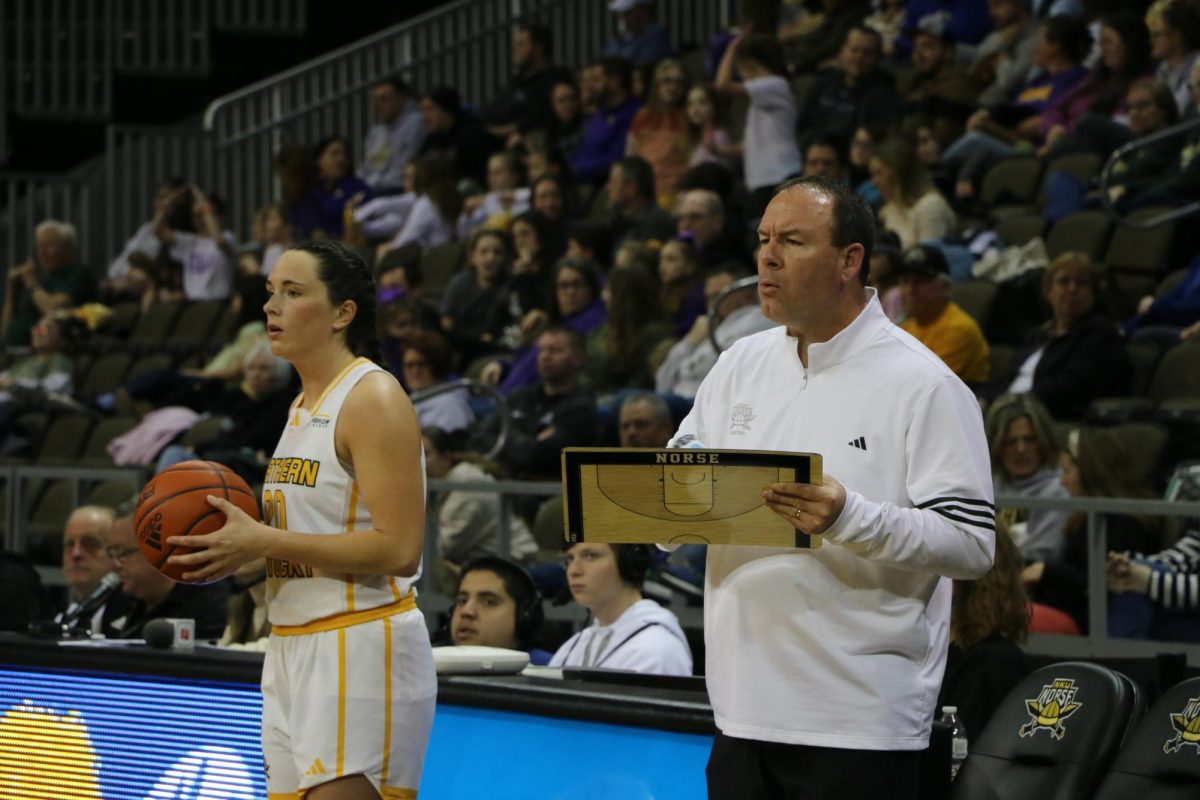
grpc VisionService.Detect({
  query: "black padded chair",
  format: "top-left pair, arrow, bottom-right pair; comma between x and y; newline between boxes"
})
1094,676 -> 1200,800
951,661 -> 1142,800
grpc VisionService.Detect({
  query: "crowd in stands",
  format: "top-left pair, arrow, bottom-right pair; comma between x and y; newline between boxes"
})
6,0 -> 1200,740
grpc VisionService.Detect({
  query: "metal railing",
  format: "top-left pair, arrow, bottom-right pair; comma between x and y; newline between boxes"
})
202,0 -> 735,239
409,378 -> 512,462
103,124 -> 215,265
7,458 -> 1200,663
1,464 -> 146,554
996,492 -> 1200,663
4,0 -> 733,261
1099,115 -> 1200,229
213,0 -> 307,35
708,275 -> 760,353
4,0 -> 115,120
113,0 -> 210,75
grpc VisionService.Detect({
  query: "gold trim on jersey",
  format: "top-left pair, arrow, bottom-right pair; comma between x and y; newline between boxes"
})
345,480 -> 361,611
313,357 -> 370,416
268,793 -> 300,800
270,592 -> 417,637
288,357 -> 369,427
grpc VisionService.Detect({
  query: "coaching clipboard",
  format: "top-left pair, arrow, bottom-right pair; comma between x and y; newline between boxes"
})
561,448 -> 824,548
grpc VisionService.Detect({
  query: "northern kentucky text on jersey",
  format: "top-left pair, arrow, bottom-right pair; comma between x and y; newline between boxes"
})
264,457 -> 321,487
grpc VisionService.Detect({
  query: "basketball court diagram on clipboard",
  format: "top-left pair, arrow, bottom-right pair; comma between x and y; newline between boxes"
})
561,448 -> 824,548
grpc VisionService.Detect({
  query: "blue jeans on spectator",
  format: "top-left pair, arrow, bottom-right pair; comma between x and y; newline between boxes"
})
943,131 -> 1014,187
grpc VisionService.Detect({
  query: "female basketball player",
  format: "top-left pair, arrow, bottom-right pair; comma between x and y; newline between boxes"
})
167,240 -> 435,800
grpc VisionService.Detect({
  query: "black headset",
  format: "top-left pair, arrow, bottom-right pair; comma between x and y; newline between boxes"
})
616,544 -> 653,588
458,556 -> 544,648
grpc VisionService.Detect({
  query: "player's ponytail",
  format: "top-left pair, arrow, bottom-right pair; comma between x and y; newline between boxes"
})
290,240 -> 382,363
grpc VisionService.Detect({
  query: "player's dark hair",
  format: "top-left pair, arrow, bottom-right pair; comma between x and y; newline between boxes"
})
774,175 -> 876,284
290,240 -> 382,363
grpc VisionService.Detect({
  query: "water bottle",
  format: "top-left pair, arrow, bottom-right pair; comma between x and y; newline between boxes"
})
939,705 -> 968,781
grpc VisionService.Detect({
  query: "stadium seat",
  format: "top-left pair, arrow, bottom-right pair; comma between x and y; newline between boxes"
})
951,661 -> 1142,800
1154,269 -> 1189,300
126,353 -> 174,385
1045,211 -> 1112,262
532,496 -> 565,554
980,155 -> 1042,210
28,479 -> 76,534
993,212 -> 1046,247
129,300 -> 184,349
1109,422 -> 1167,486
78,416 -> 138,468
167,300 -> 227,353
87,478 -> 140,509
212,304 -> 239,343
419,242 -> 465,301
178,415 -> 231,449
1105,208 -> 1178,316
1087,344 -> 1159,423
1093,676 -> 1200,800
951,280 -> 998,331
102,300 -> 142,338
988,344 -> 1015,386
1038,152 -> 1103,207
79,352 -> 133,398
1148,344 -> 1200,405
35,414 -> 95,466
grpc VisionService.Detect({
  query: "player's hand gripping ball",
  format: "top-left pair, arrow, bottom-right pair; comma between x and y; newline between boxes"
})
135,461 -> 261,583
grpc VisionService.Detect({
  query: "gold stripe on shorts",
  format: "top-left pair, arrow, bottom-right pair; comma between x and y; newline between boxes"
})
270,592 -> 417,637
380,787 -> 418,799
337,627 -> 347,777
381,615 -> 394,787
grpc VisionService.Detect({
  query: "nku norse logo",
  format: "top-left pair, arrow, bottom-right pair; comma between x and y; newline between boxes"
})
1019,678 -> 1083,740
729,403 -> 755,434
1164,696 -> 1200,754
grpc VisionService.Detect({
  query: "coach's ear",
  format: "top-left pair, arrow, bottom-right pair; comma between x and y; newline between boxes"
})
332,299 -> 357,332
840,243 -> 865,285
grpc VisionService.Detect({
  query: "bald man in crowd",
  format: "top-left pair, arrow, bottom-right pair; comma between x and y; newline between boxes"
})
675,190 -> 747,268
56,505 -> 117,630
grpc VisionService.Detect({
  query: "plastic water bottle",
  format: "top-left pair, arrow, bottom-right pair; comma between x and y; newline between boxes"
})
940,705 -> 968,781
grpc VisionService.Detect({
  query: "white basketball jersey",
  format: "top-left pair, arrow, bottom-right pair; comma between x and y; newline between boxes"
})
263,357 -> 423,627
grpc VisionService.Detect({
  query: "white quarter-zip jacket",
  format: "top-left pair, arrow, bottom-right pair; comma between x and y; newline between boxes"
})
672,291 -> 994,750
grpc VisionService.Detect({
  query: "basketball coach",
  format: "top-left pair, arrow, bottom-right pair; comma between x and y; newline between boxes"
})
669,176 -> 995,799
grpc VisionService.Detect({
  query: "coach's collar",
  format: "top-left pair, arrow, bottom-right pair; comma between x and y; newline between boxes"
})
804,288 -> 887,373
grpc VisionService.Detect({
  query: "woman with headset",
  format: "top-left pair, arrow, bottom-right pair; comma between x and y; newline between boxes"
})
550,543 -> 692,676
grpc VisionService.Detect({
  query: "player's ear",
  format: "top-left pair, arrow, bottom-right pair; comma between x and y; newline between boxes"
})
332,299 -> 357,332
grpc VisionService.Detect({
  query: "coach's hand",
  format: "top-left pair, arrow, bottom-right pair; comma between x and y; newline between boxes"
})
166,496 -> 273,582
763,477 -> 847,535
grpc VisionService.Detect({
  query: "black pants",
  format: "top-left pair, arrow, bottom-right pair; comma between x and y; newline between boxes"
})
706,732 -> 924,800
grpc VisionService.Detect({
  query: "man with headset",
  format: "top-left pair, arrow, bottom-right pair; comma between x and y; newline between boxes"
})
448,557 -> 553,665
549,543 -> 692,675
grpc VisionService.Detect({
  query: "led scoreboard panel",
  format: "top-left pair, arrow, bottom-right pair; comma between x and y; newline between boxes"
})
0,637 -> 712,799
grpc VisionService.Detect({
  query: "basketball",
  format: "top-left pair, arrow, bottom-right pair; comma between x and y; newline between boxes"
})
135,460 -> 261,584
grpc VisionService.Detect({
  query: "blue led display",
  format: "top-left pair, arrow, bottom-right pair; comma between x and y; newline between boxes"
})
0,668 -> 711,799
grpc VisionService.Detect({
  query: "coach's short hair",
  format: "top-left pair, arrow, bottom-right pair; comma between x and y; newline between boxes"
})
773,176 -> 875,284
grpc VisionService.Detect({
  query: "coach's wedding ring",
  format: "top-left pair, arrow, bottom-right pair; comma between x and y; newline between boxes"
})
793,506 -> 801,518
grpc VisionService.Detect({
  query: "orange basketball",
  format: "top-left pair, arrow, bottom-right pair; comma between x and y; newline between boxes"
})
135,460 -> 261,584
